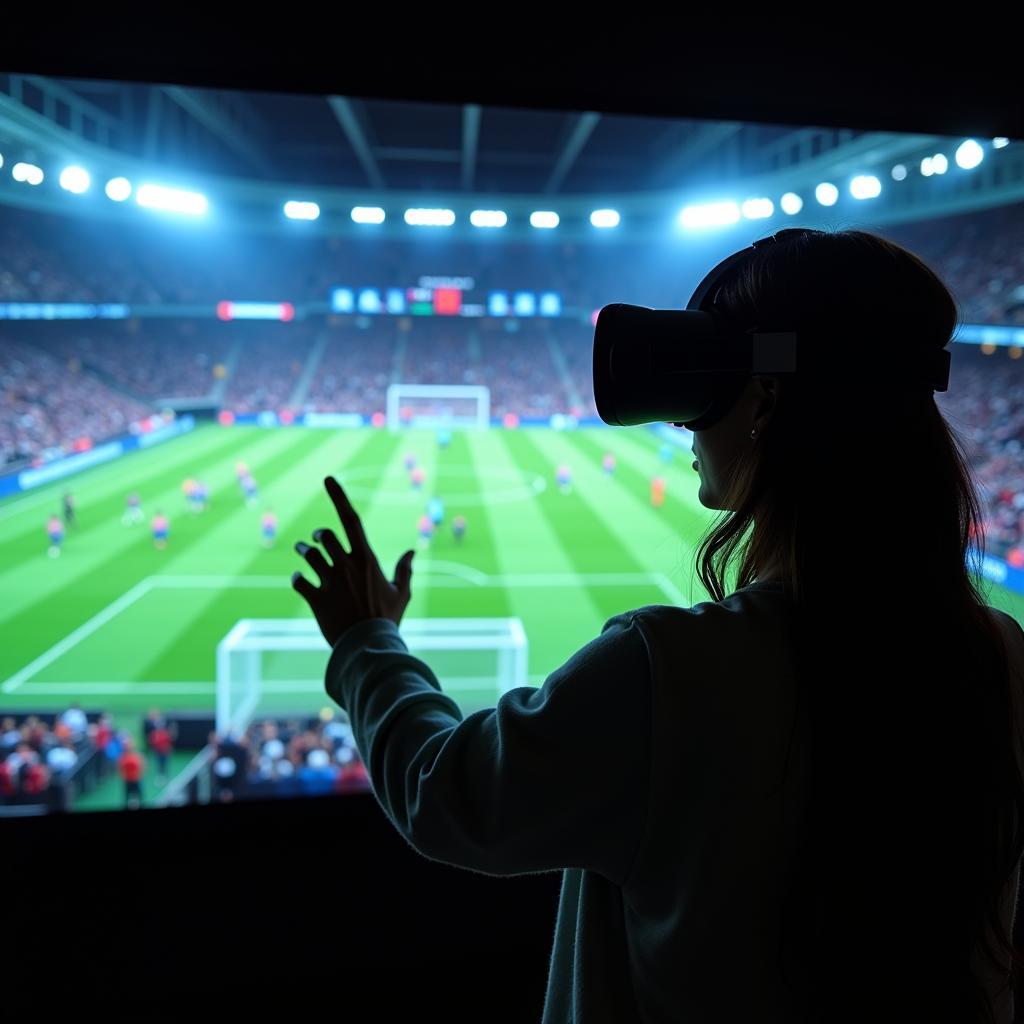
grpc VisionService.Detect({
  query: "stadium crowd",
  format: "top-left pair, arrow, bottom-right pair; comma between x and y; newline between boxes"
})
0,704 -> 176,810
3,200 -> 1024,560
206,713 -> 369,803
0,335 -> 152,467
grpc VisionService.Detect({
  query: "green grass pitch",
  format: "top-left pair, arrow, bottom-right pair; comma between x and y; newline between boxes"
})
3,422 -> 1023,812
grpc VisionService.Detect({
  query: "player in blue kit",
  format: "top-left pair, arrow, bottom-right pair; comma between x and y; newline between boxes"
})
427,495 -> 445,528
452,514 -> 466,545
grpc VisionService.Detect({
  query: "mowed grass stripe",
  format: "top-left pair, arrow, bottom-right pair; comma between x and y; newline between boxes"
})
0,427 -> 292,624
412,429 -> 512,620
0,425 -> 249,567
539,428 -> 712,607
135,428 -> 392,683
0,428 -> 314,679
469,429 -> 612,680
498,430 -> 662,622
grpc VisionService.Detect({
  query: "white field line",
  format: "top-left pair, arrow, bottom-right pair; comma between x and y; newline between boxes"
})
1,578 -> 155,693
3,567 -> 685,695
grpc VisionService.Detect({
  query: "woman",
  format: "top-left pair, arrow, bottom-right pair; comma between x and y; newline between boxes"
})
293,228 -> 1023,1023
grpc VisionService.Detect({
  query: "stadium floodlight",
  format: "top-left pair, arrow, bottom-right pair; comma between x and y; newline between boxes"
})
993,138 -> 1010,149
590,209 -> 620,228
850,175 -> 882,200
12,162 -> 44,185
932,153 -> 949,174
741,198 -> 774,220
955,140 -> 984,170
105,176 -> 132,201
136,184 -> 208,215
351,206 -> 385,224
59,166 -> 90,194
284,200 -> 320,221
780,192 -> 803,215
678,201 -> 740,229
470,210 -> 508,228
814,182 -> 838,206
891,164 -> 908,181
921,157 -> 934,176
530,211 -> 559,229
404,208 -> 456,227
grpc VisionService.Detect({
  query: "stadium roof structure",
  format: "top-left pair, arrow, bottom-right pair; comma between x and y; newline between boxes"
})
0,74 -> 1021,241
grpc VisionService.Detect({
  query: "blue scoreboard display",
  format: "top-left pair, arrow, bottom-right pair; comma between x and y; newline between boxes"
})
331,283 -> 562,318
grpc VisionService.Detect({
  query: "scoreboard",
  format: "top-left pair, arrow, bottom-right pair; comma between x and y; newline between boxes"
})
330,278 -> 562,318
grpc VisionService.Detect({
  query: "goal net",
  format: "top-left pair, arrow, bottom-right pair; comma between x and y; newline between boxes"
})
215,616 -> 528,738
386,384 -> 490,430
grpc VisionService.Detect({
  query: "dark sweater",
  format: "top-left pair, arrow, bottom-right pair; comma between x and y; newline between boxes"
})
325,580 -> 805,1021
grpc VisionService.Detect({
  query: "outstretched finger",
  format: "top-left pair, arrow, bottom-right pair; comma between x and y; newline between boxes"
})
325,477 -> 371,557
313,527 -> 348,565
291,571 -> 318,602
295,541 -> 331,586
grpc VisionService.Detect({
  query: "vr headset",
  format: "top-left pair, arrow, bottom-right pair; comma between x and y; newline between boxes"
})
592,231 -> 952,431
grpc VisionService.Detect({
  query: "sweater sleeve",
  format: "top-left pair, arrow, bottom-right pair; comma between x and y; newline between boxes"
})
324,610 -> 653,884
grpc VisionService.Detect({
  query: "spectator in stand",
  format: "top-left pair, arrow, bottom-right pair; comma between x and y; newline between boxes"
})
298,748 -> 336,796
1,716 -> 20,749
20,755 -> 50,802
46,738 -> 78,781
149,721 -> 174,787
117,736 -> 145,809
60,702 -> 88,742
0,759 -> 15,801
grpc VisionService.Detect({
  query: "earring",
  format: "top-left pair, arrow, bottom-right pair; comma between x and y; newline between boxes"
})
750,429 -> 757,440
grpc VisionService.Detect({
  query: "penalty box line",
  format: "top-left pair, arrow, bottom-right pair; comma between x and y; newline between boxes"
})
1,569 -> 686,695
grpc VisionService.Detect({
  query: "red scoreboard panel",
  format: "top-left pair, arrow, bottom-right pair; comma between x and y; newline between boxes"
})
432,287 -> 462,316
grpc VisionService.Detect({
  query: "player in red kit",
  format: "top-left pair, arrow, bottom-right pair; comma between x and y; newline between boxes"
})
651,476 -> 666,508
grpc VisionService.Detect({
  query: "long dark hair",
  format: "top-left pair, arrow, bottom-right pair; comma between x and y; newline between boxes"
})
691,227 -> 1024,1021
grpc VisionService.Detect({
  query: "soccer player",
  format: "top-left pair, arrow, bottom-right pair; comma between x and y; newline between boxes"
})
235,461 -> 249,482
452,514 -> 467,545
62,491 -> 75,528
417,513 -> 435,550
410,466 -> 425,491
659,443 -> 674,464
46,514 -> 64,558
122,492 -> 144,525
403,453 -> 417,472
241,473 -> 259,507
437,428 -> 451,450
651,476 -> 666,508
191,479 -> 208,514
602,452 -> 616,475
152,511 -> 170,549
261,510 -> 278,549
427,495 -> 445,527
556,464 -> 572,494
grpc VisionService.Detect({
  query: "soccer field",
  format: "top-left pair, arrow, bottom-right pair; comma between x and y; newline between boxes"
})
4,422 -> 1024,813
0,423 -> 716,726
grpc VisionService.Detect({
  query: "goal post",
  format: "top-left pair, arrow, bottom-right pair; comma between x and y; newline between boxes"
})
386,384 -> 490,431
215,616 -> 528,738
